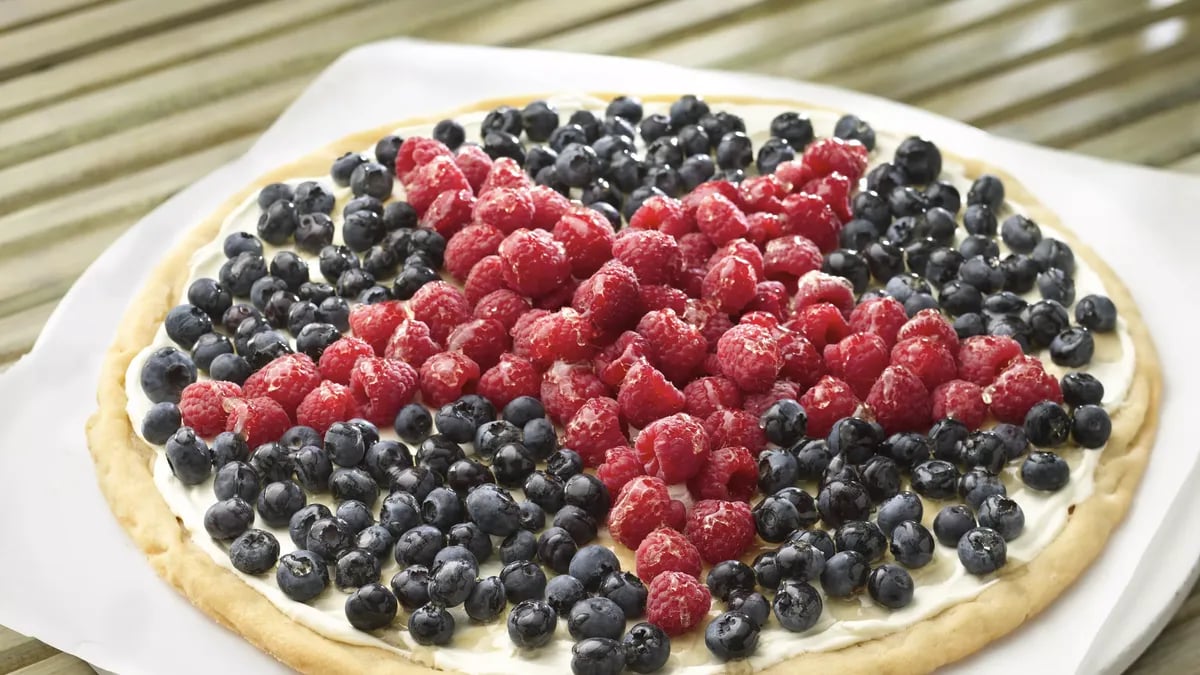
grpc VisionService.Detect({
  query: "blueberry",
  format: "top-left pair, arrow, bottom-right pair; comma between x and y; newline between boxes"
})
894,136 -> 942,183
222,530 -> 278,579
213,460 -> 259,502
965,174 -> 1004,210
394,403 -> 432,442
666,94 -> 708,127
140,346 -> 197,404
447,459 -> 495,495
291,445 -> 330,492
360,245 -> 398,280
427,558 -> 477,607
416,435 -> 465,479
884,272 -> 931,303
867,564 -> 914,609
141,402 -> 182,445
1020,451 -> 1070,493
429,119 -> 464,150
328,151 -> 369,187
524,470 -> 566,514
500,529 -> 538,564
523,417 -> 559,460
939,279 -> 984,317
538,526 -> 579,574
679,153 -> 715,190
1050,327 -> 1095,369
714,131 -> 752,170
1061,373 -> 1104,409
982,290 -> 1028,319
1075,294 -> 1118,332
1072,404 -> 1112,449
757,450 -> 799,496
860,456 -> 902,503
604,95 -> 643,123
594,571 -> 645,620
501,395 -> 545,427
977,495 -> 1025,541
959,430 -> 1007,472
343,210 -> 386,253
925,181 -> 961,215
827,417 -> 881,464
867,162 -> 907,197
852,191 -> 891,232
546,573 -> 588,615
256,199 -> 298,245
292,212 -> 334,254
890,520 -> 935,568
774,540 -> 826,583
548,449 -> 585,481
482,105 -> 523,138
209,352 -> 251,385
1023,299 -> 1069,349
817,479 -> 871,528
570,544 -> 621,592
333,500 -> 371,536
959,467 -> 1007,511
879,432 -> 932,468
389,466 -> 439,502
355,524 -> 394,559
1032,238 -> 1076,275
1038,268 -> 1076,306
834,521 -> 887,562
466,484 -> 521,536
840,218 -> 881,250
791,439 -> 833,481
484,130 -> 524,163
301,515 -> 349,561
701,560 -> 754,602
756,137 -> 795,174
911,460 -> 960,499
958,526 -> 1008,574
315,297 -> 350,332
318,422 -> 363,468
508,599 -> 558,649
330,467 -> 378,505
358,441 -> 409,487
623,622 -> 670,673
703,610 -> 760,662
824,249 -> 870,293
549,123 -> 590,153
343,582 -> 396,631
953,312 -> 988,339
1025,401 -> 1071,447
203,497 -> 254,540
395,524 -> 446,567
960,234 -> 999,260
451,574 -> 503,624
493,443 -> 537,487
409,603 -> 456,645
525,145 -> 559,177
443,523 -> 489,565
572,637 -> 626,675
243,330 -> 292,370
390,565 -> 431,611
756,400 -> 807,451
283,504 -> 330,551
932,505 -> 976,547
958,255 -> 1006,294
272,549 -> 328,602
753,493 -> 801,543
563,473 -> 611,521
962,203 -> 997,237
622,185 -> 667,222
1002,254 -> 1040,294
877,491 -> 923,536
773,580 -> 824,631
165,427 -> 211,484
335,548 -> 382,591
519,500 -> 545,531
568,596 -> 626,641
829,112 -> 872,149
378,492 -> 420,540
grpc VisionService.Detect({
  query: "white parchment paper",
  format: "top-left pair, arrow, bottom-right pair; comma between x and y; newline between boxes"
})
1,40 -> 1197,675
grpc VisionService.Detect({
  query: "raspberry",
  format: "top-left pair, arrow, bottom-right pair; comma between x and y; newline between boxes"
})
179,381 -> 242,437
794,271 -> 856,317
224,396 -> 291,448
552,207 -> 615,278
684,299 -> 733,351
746,280 -> 790,319
803,137 -> 869,182
618,361 -> 686,429
703,409 -> 767,453
799,375 -> 860,437
702,255 -> 758,314
410,281 -> 470,343
778,331 -> 824,388
350,356 -> 419,425
608,475 -> 671,549
931,379 -> 987,430
637,309 -> 708,385
645,571 -> 712,636
418,351 -> 480,408
687,445 -> 756,503
639,284 -> 687,315
473,289 -> 531,331
572,260 -> 643,335
597,446 -> 645,498
318,336 -> 374,384
666,500 -> 687,531
419,188 -> 476,239
957,335 -> 1024,386
384,319 -> 442,369
677,232 -> 717,270
803,171 -> 853,222
564,397 -> 628,467
533,276 -> 579,311
738,174 -> 788,214
786,303 -> 850,351
897,308 -> 959,351
716,324 -> 781,393
636,528 -> 702,582
987,360 -> 1063,424
612,229 -> 682,286
745,212 -> 785,246
404,154 -> 470,215
348,300 -> 409,355
395,137 -> 452,181
682,376 -> 742,419
479,157 -> 531,195
763,235 -> 822,288
891,336 -> 957,390
824,333 -> 890,399
476,353 -> 539,410
629,195 -> 692,238
711,239 -> 763,277
635,413 -> 710,484
516,308 -> 597,369
682,180 -> 742,217
595,332 -> 649,389
472,186 -> 534,234
463,255 -> 507,307
498,228 -> 571,299
295,381 -> 359,434
743,380 -> 802,419
738,311 -> 780,332
685,500 -> 755,564
529,184 -> 572,231
695,192 -> 749,246
444,223 -> 504,281
848,297 -> 908,349
866,365 -> 932,434
446,317 -> 509,370
511,309 -> 549,346
453,143 -> 492,192
775,158 -> 816,191
541,362 -> 611,424
781,193 -> 840,252
242,353 -> 321,417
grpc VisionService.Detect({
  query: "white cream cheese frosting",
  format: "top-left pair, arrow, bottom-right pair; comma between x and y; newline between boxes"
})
124,95 -> 1136,674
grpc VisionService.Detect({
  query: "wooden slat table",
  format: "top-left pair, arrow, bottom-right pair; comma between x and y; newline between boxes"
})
1,0 -> 1196,671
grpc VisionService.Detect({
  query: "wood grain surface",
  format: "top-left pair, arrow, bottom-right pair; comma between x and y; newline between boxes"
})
0,0 -> 1195,671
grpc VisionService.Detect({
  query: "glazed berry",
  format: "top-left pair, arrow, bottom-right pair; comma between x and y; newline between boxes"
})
492,443 -> 535,487
321,422 -> 364,468
958,234 -> 999,260
911,459 -> 960,499
765,111 -> 811,149
791,439 -> 833,482
623,622 -> 670,673
893,136 -> 941,183
445,522 -> 491,564
228,529 -> 279,576
523,417 -> 559,461
833,113 -> 875,150
877,491 -> 924,535
772,580 -> 824,632
419,487 -> 462,532
959,468 -> 1007,511
165,427 -> 211,484
428,119 -> 465,150
1072,404 -> 1112,449
508,599 -> 558,648
1037,268 -> 1076,306
1024,401 -> 1071,447
518,500 -> 545,531
303,515 -> 351,561
335,548 -> 382,591
394,403 -> 432,443
757,450 -> 800,496
835,521 -> 887,562
409,603 -> 456,646
929,505 -> 975,548
924,420 -> 967,460
214,459 -> 258,502
391,465 -> 439,503
273,548 -> 326,600
754,136 -> 794,174
1019,452 -> 1071,495
446,459 -> 494,496
330,152 -> 368,187
867,564 -> 914,609
288,503 -> 331,550
826,418 -> 882,464
752,493 -> 801,543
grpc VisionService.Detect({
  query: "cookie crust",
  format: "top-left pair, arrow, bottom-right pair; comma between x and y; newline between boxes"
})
86,93 -> 1161,675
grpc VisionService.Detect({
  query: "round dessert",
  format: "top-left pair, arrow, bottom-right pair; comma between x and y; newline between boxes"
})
87,93 -> 1160,674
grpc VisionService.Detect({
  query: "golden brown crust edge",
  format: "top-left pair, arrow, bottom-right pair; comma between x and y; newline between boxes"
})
85,93 -> 1161,675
